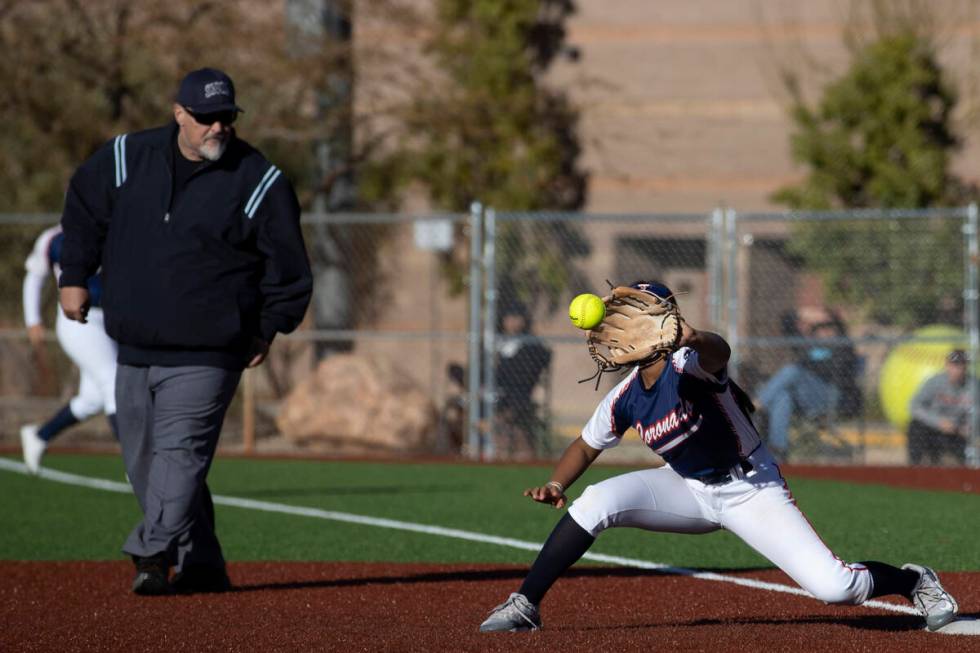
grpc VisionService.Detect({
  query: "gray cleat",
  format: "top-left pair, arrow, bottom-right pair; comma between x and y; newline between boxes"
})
902,563 -> 958,631
479,592 -> 542,632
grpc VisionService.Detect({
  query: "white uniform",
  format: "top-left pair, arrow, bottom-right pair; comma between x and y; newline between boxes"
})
566,348 -> 873,605
24,226 -> 117,417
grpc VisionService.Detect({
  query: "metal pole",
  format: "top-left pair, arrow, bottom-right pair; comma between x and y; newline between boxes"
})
242,370 -> 255,454
466,202 -> 484,460
965,203 -> 979,467
287,0 -> 356,362
429,237 -> 441,450
481,208 -> 498,461
725,208 -> 740,378
708,207 -> 725,331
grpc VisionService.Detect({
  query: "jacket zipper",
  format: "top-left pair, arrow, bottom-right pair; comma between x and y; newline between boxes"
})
164,150 -> 175,224
165,154 -> 215,224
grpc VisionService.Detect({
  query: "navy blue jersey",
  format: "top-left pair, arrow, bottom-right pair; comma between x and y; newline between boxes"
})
582,347 -> 761,478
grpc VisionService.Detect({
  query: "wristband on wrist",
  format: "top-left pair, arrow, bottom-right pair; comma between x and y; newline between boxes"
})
545,480 -> 565,494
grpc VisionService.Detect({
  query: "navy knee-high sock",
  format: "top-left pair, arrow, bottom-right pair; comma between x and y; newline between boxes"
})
519,513 -> 596,605
38,404 -> 79,442
860,561 -> 919,599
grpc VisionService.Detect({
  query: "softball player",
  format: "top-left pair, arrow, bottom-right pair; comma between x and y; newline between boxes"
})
480,281 -> 959,633
20,225 -> 118,474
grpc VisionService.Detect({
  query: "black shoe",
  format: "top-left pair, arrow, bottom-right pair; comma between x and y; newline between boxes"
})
171,564 -> 232,594
131,553 -> 172,596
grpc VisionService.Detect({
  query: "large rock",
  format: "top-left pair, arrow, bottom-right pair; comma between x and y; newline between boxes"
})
276,353 -> 437,454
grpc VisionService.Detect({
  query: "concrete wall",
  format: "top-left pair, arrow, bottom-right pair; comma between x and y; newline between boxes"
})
548,0 -> 980,212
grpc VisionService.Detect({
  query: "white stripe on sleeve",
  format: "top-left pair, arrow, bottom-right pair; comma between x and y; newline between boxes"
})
581,368 -> 638,450
113,134 -> 128,187
244,166 -> 282,219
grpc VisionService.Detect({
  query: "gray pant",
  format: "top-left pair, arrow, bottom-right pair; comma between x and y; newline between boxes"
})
116,364 -> 241,572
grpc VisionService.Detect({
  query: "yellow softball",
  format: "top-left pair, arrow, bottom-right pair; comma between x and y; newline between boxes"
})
569,293 -> 606,330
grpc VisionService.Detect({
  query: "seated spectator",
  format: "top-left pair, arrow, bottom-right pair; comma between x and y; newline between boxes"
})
756,310 -> 862,459
438,363 -> 468,454
907,349 -> 971,466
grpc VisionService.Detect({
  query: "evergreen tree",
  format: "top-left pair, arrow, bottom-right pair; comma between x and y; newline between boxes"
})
774,31 -> 971,326
0,1 -> 400,327
368,0 -> 589,307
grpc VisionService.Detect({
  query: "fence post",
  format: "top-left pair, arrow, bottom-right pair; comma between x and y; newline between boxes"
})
708,208 -> 725,331
966,203 -> 980,468
724,207 -> 740,378
466,202 -> 484,460
242,369 -> 255,454
481,208 -> 498,461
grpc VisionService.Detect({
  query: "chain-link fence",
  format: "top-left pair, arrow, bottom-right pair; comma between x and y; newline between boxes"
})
485,207 -> 980,468
478,209 -> 721,463
0,212 -> 473,456
2,207 -> 978,467
732,208 -> 977,467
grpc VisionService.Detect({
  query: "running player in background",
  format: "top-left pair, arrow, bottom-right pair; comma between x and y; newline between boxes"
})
20,225 -> 119,474
479,281 -> 960,634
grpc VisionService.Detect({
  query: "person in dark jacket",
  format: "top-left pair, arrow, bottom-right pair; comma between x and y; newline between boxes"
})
59,68 -> 313,596
495,302 -> 551,459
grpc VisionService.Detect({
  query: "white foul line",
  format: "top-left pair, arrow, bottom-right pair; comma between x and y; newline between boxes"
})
0,457 -> 918,616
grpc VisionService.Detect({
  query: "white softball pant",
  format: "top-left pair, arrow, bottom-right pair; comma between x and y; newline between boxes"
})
567,447 -> 874,605
55,307 -> 118,418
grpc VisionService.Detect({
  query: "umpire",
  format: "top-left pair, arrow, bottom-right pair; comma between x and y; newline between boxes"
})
59,68 -> 313,595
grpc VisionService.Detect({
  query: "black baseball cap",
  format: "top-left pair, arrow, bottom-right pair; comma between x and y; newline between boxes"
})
947,349 -> 968,364
175,68 -> 243,114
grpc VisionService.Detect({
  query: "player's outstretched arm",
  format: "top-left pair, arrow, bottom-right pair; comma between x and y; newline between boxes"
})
523,436 -> 602,509
679,320 -> 731,375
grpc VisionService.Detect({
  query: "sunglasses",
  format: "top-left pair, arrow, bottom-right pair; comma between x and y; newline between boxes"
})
186,108 -> 238,126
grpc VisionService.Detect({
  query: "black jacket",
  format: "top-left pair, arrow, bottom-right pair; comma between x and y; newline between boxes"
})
59,123 -> 313,368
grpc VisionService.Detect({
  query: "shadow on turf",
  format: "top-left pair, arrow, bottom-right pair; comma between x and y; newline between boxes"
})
231,568 -> 945,633
232,566 -> 774,593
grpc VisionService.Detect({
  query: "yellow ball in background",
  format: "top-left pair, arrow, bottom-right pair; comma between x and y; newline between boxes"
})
569,293 -> 606,330
878,324 -> 966,429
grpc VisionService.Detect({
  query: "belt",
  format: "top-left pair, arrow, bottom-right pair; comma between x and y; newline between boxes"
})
694,459 -> 753,485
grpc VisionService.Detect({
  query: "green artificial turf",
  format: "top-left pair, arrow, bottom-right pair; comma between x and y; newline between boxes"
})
1,453 -> 977,570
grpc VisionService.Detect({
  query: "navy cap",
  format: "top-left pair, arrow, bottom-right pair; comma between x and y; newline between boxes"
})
947,349 -> 968,364
629,280 -> 675,303
175,68 -> 243,114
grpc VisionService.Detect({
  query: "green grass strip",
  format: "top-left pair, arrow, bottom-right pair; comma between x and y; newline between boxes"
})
1,453 -> 976,570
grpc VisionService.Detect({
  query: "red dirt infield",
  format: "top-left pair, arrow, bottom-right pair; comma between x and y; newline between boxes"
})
781,464 -> 980,494
2,463 -> 978,651
1,561 -> 978,652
